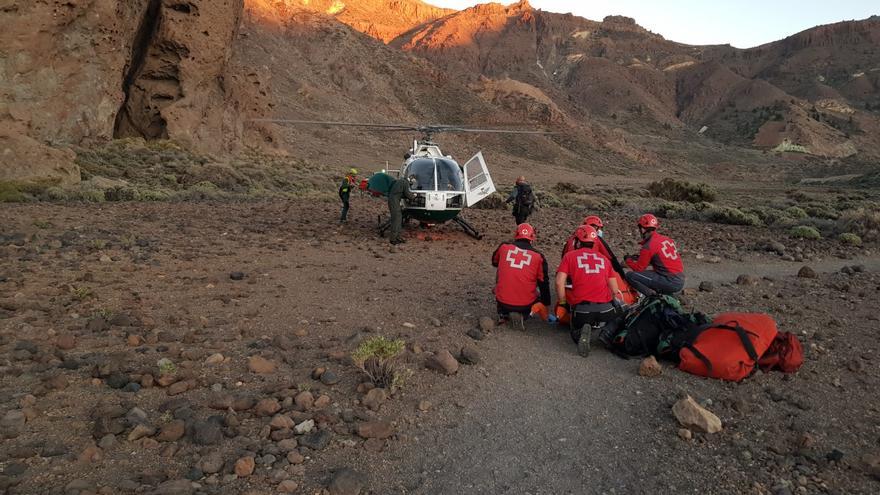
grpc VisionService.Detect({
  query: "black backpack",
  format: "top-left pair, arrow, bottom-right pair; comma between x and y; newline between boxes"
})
515,184 -> 535,212
609,295 -> 709,359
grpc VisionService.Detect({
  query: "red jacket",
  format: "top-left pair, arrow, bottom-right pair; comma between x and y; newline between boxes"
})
492,240 -> 550,307
562,235 -> 623,276
557,248 -> 613,305
626,232 -> 684,277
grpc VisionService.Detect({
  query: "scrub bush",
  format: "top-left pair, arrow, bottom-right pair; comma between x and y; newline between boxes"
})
789,225 -> 821,240
352,336 -> 407,390
646,178 -> 717,203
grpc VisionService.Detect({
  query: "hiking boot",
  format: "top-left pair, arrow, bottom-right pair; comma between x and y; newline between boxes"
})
509,312 -> 525,331
597,325 -> 615,348
577,326 -> 591,357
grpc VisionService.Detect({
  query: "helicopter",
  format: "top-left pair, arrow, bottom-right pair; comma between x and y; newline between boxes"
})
252,120 -> 553,239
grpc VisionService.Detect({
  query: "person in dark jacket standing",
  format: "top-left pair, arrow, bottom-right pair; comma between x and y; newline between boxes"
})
388,175 -> 416,245
492,223 -> 551,329
624,214 -> 685,296
505,176 -> 536,225
338,168 -> 358,224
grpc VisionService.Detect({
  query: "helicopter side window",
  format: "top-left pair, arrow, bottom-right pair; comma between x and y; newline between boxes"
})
407,159 -> 436,191
436,159 -> 464,191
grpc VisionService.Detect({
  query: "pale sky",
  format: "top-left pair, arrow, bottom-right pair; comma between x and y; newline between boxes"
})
426,0 -> 878,48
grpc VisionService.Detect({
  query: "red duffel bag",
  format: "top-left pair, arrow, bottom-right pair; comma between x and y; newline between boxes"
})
679,312 -> 779,382
758,332 -> 804,373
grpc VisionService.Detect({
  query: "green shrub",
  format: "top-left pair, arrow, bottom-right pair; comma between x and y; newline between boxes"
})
773,140 -> 810,154
535,191 -> 564,208
805,204 -> 840,220
352,336 -> 406,390
790,225 -> 821,240
646,178 -> 717,203
836,208 -> 880,242
0,181 -> 55,202
838,233 -> 862,246
704,206 -> 762,226
784,206 -> 808,219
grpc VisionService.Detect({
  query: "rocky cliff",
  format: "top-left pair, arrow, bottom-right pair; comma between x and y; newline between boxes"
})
0,0 -> 254,185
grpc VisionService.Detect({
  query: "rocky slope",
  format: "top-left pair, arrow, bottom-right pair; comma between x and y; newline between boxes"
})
393,2 -> 880,159
2,1 -> 878,187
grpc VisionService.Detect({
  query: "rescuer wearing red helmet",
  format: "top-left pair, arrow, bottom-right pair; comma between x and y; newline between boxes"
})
492,223 -> 551,329
624,214 -> 685,296
556,225 -> 623,357
561,215 -> 624,274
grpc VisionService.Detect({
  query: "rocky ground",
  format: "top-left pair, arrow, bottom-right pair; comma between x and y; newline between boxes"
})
1,197 -> 879,495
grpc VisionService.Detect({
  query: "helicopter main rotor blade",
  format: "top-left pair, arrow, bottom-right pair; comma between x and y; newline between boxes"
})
434,128 -> 557,135
249,119 -> 557,135
250,119 -> 420,131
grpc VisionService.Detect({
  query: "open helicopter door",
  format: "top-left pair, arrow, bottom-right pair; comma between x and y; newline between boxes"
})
463,152 -> 496,207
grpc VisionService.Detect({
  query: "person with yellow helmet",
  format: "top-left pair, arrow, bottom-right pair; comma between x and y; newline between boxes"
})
338,168 -> 359,224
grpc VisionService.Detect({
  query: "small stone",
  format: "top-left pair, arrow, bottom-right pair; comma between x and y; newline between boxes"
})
127,423 -> 156,441
310,394 -> 329,409
299,429 -> 331,450
458,345 -> 481,365
254,398 -> 281,416
286,451 -> 304,464
698,281 -> 715,292
204,353 -> 224,365
278,480 -> 299,493
56,333 -> 76,350
294,391 -> 314,410
277,438 -> 298,451
678,428 -> 693,440
362,388 -> 387,411
105,373 -> 130,389
826,449 -> 845,462
153,479 -> 193,495
417,400 -> 432,412
167,381 -> 191,396
356,421 -> 394,439
466,328 -> 485,341
478,317 -> 495,332
270,414 -> 295,429
311,367 -> 325,379
425,350 -> 459,375
230,272 -> 245,281
736,274 -> 759,285
156,420 -> 186,442
797,266 -> 817,279
429,317 -> 442,327
78,444 -> 103,463
234,456 -> 256,477
247,355 -> 276,374
328,468 -> 366,495
186,468 -> 204,481
294,419 -> 315,434
1,410 -> 26,438
197,451 -> 224,474
402,322 -> 416,329
188,420 -> 223,446
98,434 -> 116,449
672,395 -> 722,434
127,334 -> 142,347
638,356 -> 663,377
320,370 -> 339,385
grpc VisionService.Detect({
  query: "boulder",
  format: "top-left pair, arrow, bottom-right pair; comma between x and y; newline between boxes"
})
638,356 -> 662,377
356,421 -> 394,440
425,350 -> 459,375
672,396 -> 722,434
247,356 -> 276,374
797,266 -> 817,279
328,468 -> 367,495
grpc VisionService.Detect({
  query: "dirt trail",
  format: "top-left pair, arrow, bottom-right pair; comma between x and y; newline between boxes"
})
367,255 -> 880,494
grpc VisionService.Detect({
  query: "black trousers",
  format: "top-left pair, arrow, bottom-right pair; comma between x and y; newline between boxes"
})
339,196 -> 350,222
513,208 -> 529,225
570,302 -> 619,343
497,300 -> 536,318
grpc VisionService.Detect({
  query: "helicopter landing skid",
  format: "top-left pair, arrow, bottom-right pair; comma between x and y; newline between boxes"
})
376,214 -> 409,237
453,216 -> 483,240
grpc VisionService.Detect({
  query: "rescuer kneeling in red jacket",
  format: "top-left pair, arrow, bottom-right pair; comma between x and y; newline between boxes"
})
624,214 -> 685,296
492,223 -> 551,329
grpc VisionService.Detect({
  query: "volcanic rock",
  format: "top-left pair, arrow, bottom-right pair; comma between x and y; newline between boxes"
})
672,396 -> 722,434
247,355 -> 276,374
356,421 -> 394,439
425,350 -> 459,375
362,388 -> 387,411
638,356 -> 663,377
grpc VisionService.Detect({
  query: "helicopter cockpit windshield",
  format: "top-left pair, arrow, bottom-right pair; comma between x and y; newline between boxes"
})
407,158 -> 464,192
